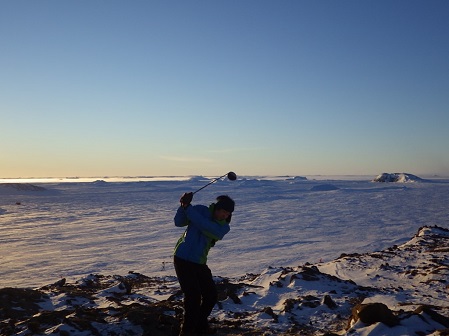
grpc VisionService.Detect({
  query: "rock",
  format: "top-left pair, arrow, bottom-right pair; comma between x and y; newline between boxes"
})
372,173 -> 423,183
323,294 -> 337,309
102,281 -> 131,295
0,288 -> 46,320
261,306 -> 278,322
352,302 -> 398,327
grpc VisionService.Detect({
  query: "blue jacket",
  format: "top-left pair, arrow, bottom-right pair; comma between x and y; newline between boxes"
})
174,203 -> 230,264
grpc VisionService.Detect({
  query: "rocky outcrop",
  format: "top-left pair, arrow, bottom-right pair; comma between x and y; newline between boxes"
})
372,173 -> 424,182
351,302 -> 398,327
1,226 -> 449,335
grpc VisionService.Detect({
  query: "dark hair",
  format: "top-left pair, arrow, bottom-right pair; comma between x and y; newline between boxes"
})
215,195 -> 235,213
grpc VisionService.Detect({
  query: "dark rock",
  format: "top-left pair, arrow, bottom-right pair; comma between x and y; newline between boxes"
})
0,288 -> 46,319
352,302 -> 398,327
262,307 -> 278,322
323,294 -> 338,309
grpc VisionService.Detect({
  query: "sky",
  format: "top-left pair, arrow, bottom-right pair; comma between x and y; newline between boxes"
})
1,1 -> 449,178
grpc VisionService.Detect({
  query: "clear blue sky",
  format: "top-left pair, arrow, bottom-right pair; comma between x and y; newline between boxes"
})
1,1 -> 449,178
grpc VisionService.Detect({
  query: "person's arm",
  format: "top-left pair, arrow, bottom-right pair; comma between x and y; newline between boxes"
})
174,206 -> 189,227
185,206 -> 230,240
174,192 -> 193,227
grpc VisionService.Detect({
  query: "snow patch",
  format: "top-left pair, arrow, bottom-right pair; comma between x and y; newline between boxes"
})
187,175 -> 209,182
0,183 -> 47,192
310,183 -> 340,191
287,176 -> 308,181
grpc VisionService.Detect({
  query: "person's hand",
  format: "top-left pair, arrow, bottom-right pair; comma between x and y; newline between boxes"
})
180,192 -> 193,208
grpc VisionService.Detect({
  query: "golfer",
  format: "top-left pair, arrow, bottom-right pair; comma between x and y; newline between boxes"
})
173,192 -> 235,336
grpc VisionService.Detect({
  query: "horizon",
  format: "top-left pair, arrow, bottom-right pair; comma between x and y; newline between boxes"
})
2,172 -> 449,185
2,1 -> 449,178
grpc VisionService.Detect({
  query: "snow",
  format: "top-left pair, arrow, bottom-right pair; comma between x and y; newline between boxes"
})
1,175 -> 449,335
0,175 -> 447,286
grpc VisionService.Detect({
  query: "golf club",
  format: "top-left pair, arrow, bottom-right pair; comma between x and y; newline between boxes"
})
192,171 -> 237,194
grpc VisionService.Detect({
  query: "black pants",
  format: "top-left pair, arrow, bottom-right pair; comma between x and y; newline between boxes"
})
174,256 -> 218,332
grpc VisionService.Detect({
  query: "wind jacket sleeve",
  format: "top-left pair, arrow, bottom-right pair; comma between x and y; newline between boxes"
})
184,206 -> 230,240
174,206 -> 189,227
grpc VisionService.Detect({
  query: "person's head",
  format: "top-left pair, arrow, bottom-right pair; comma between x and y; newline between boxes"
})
213,195 -> 235,221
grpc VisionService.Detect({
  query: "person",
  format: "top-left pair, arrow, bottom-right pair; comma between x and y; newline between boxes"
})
173,192 -> 235,336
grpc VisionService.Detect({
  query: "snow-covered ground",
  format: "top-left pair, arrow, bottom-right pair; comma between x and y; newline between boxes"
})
1,175 -> 447,289
1,175 -> 449,335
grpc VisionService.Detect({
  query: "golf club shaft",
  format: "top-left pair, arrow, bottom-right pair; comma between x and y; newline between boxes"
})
192,173 -> 228,194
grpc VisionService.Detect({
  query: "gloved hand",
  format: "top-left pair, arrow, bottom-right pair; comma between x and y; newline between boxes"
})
180,192 -> 193,208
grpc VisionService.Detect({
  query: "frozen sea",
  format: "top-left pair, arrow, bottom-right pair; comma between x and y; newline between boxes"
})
1,175 -> 448,289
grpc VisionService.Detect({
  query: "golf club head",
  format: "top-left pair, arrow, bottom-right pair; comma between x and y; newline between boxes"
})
227,171 -> 237,181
